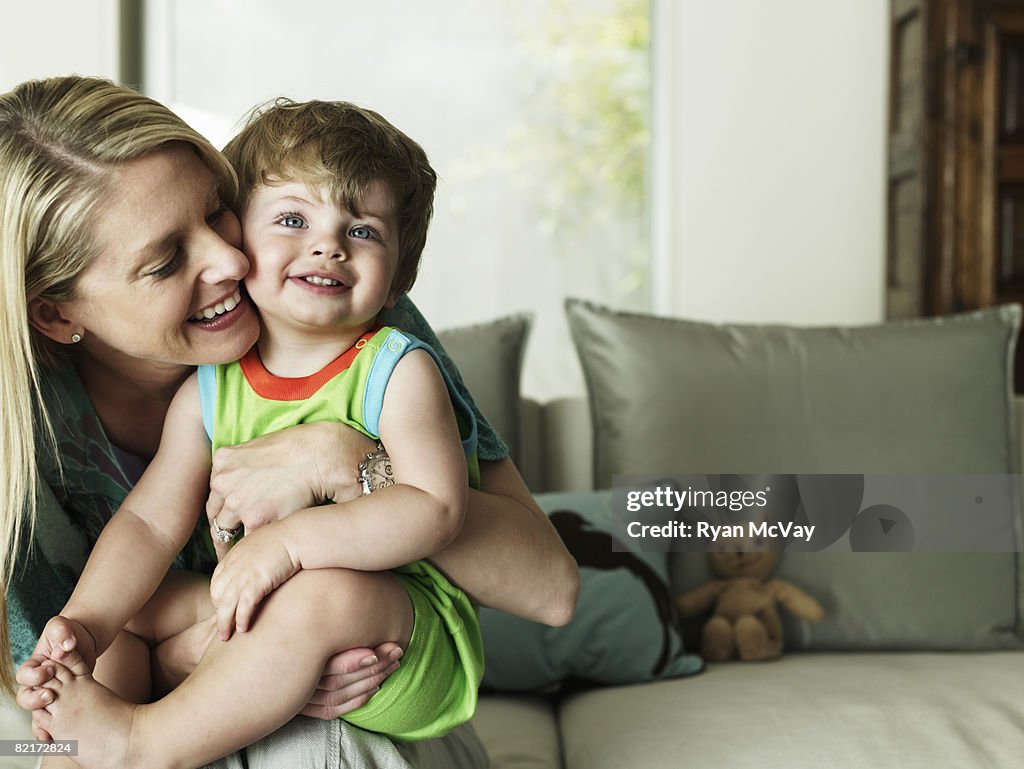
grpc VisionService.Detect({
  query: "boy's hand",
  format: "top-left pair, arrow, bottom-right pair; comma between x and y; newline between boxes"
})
34,615 -> 97,669
15,655 -> 56,713
209,523 -> 300,640
16,616 -> 97,715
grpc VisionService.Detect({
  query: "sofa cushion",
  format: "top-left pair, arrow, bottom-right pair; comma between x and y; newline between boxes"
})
473,695 -> 562,769
437,313 -> 531,465
557,653 -> 1024,769
565,299 -> 1023,650
479,490 -> 702,691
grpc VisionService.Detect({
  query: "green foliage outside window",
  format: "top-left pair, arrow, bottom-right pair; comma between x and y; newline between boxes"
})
452,0 -> 651,304
517,0 -> 650,301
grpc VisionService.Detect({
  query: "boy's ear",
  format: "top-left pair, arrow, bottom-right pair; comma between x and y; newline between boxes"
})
28,298 -> 80,344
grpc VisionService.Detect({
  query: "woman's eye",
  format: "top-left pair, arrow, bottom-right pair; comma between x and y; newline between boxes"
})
150,250 -> 182,279
350,225 -> 376,240
206,203 -> 229,227
280,214 -> 306,228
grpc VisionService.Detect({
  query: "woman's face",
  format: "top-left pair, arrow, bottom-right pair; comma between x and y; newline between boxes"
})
65,144 -> 260,368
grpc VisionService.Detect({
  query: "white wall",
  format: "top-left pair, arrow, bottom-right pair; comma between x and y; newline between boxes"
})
1,0 -> 891,389
654,0 -> 888,326
0,0 -> 121,92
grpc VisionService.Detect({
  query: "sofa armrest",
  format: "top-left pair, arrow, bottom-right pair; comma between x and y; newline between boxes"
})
1015,396 -> 1024,476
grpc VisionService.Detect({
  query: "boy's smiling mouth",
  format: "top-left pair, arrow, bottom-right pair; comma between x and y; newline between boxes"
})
302,275 -> 345,287
292,271 -> 351,291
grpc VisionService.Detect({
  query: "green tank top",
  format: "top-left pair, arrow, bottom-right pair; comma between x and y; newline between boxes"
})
197,326 -> 479,486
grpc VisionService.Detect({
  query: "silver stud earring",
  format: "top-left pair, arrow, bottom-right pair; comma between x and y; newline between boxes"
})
71,333 -> 82,344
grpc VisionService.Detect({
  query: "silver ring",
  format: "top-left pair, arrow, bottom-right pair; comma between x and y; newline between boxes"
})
212,518 -> 241,544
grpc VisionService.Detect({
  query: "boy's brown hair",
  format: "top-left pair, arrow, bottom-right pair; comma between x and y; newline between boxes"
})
223,99 -> 437,297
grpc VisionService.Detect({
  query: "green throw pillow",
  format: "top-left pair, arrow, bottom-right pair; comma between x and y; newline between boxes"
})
480,490 -> 703,691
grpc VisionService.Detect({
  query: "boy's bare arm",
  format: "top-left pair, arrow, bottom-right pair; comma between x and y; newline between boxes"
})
278,349 -> 468,568
57,374 -> 213,656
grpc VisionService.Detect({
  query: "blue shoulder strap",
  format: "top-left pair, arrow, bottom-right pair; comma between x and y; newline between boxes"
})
362,329 -> 477,460
196,364 -> 217,443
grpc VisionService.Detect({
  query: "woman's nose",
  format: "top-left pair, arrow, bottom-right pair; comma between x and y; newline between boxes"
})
199,231 -> 249,284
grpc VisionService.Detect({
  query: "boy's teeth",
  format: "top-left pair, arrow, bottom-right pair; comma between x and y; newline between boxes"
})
191,290 -> 242,321
304,275 -> 341,286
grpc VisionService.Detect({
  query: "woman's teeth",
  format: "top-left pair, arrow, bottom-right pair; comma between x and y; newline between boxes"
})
191,290 -> 241,321
303,275 -> 342,286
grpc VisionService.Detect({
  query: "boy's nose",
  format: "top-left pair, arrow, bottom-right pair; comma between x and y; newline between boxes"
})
312,244 -> 348,261
312,247 -> 344,259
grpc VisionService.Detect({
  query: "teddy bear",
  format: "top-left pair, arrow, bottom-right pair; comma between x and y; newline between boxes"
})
675,548 -> 824,661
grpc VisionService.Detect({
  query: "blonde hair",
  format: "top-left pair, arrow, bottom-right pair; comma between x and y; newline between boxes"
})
223,99 -> 437,298
0,75 -> 236,695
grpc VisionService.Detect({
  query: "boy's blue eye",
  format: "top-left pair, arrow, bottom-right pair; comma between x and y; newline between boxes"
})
280,215 -> 306,228
350,225 -> 374,240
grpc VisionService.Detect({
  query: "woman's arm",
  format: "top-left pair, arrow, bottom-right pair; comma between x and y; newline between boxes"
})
208,428 -> 579,628
433,457 -> 579,626
209,429 -> 578,627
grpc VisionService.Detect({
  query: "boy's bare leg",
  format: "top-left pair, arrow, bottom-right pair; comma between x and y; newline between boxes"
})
37,571 -> 214,769
36,568 -> 413,769
98,570 -> 215,703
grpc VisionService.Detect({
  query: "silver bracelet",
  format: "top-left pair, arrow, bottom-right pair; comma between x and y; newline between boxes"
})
357,442 -> 395,495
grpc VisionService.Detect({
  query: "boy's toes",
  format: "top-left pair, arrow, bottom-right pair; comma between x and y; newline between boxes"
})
53,646 -> 90,677
41,660 -> 76,687
16,684 -> 53,711
32,708 -> 53,735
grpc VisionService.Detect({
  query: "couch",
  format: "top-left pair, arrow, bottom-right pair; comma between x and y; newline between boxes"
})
472,393 -> 1024,769
5,301 -> 1024,769
461,301 -> 1024,769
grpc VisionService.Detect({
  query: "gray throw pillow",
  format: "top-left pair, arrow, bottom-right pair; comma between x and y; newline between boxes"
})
565,298 -> 1023,650
437,314 -> 531,465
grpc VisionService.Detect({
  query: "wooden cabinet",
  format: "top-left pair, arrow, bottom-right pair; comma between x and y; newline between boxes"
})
887,0 -> 1024,338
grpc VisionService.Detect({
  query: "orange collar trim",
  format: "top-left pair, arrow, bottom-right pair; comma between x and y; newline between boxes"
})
239,329 -> 379,401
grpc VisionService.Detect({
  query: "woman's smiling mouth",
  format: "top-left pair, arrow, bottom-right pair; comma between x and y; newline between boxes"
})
190,289 -> 242,322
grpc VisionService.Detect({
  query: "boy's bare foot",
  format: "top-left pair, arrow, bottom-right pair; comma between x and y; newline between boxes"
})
34,649 -> 143,769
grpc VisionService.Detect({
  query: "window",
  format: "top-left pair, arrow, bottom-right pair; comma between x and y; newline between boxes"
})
145,0 -> 651,398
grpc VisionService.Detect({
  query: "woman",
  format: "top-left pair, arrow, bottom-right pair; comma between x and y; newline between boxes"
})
2,76 -> 578,768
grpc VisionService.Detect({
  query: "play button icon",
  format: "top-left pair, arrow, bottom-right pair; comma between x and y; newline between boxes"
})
849,504 -> 915,551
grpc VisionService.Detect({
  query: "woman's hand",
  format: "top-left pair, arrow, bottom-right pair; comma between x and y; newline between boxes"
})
300,644 -> 404,719
206,421 -> 375,533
